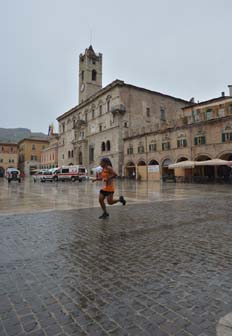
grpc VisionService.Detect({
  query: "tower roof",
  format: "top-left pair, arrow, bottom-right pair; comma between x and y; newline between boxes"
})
86,45 -> 96,58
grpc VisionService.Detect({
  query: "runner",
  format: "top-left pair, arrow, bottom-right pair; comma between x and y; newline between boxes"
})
93,157 -> 126,219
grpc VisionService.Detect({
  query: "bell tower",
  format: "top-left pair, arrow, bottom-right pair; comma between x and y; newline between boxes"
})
79,45 -> 102,104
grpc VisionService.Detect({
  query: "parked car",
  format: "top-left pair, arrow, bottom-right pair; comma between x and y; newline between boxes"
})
5,168 -> 21,183
53,165 -> 87,182
33,169 -> 47,182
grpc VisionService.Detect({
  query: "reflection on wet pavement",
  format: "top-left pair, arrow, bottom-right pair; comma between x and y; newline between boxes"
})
0,178 -> 232,335
1,177 -> 232,214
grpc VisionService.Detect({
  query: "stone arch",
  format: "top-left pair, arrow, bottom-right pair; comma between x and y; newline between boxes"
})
137,159 -> 146,166
161,157 -> 173,167
194,154 -> 212,161
217,151 -> 232,161
149,159 -> 159,165
125,161 -> 136,178
161,158 -> 174,179
137,160 -> 147,180
176,156 -> 189,163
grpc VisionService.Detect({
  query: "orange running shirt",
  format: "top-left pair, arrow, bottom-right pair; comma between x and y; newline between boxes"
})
101,168 -> 115,192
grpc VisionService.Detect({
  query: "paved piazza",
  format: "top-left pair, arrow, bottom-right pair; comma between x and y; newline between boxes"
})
0,178 -> 232,336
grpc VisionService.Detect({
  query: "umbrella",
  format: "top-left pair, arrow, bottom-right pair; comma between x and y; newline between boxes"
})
195,159 -> 229,166
168,160 -> 195,169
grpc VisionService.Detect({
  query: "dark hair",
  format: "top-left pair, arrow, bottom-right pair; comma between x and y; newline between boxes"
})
100,157 -> 112,167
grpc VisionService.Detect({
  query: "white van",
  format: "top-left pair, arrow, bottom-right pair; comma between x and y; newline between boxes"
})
53,165 -> 87,182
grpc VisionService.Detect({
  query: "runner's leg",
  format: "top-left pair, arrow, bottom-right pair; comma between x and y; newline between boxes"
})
107,193 -> 120,205
99,192 -> 107,212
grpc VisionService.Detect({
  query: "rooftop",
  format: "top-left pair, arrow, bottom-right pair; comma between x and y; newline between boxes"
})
183,95 -> 232,110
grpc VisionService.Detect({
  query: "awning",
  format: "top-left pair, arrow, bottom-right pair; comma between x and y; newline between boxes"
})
227,161 -> 232,167
195,159 -> 229,166
168,161 -> 195,169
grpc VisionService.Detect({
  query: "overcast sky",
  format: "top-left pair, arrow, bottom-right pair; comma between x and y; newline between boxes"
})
0,0 -> 231,134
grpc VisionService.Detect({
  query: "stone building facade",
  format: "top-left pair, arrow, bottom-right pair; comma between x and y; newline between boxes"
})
0,143 -> 18,177
41,134 -> 59,169
124,92 -> 232,180
57,46 -> 189,175
18,138 -> 49,176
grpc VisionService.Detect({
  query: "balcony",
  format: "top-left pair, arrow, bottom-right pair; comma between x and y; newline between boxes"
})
73,120 -> 87,129
111,104 -> 126,115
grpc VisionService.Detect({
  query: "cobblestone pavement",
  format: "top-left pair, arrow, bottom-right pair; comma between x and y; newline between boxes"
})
0,181 -> 232,335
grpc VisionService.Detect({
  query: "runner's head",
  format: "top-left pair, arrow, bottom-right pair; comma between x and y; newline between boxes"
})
100,157 -> 112,168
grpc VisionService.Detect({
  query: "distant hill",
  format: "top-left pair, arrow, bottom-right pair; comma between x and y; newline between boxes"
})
0,128 -> 48,143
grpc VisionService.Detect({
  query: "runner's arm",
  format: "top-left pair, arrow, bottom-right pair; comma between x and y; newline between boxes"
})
104,167 -> 117,182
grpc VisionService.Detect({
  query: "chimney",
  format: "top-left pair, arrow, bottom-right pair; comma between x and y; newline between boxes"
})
221,91 -> 225,97
228,85 -> 232,97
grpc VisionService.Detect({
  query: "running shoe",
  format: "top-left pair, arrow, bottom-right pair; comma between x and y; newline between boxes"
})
119,196 -> 126,206
99,212 -> 109,219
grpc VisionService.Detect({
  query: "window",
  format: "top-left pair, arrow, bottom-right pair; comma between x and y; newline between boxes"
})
99,125 -> 102,132
138,144 -> 144,154
0,158 -> 3,163
127,146 -> 133,155
101,142 -> 105,151
106,140 -> 111,151
85,112 -> 88,122
62,123 -> 65,133
9,159 -> 11,163
92,70 -> 97,81
192,110 -> 200,122
194,136 -> 206,145
62,154 -> 64,159
177,139 -> 187,148
32,144 -> 35,150
222,132 -> 232,142
149,143 -> 157,152
89,146 -> 94,163
107,100 -> 110,112
71,150 -> 74,158
124,122 -> 128,128
205,109 -> 213,120
31,155 -> 37,161
160,107 -> 166,121
11,147 -> 13,152
92,109 -> 95,119
42,145 -> 45,150
68,151 -> 70,158
99,105 -> 102,115
81,70 -> 84,80
92,59 -> 96,65
162,142 -> 170,150
146,107 -> 150,117
62,168 -> 69,173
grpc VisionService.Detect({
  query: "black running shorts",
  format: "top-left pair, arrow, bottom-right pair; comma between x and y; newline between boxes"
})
100,189 -> 114,197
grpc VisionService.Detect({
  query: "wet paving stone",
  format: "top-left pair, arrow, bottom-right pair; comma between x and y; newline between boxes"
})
1,189 -> 232,335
